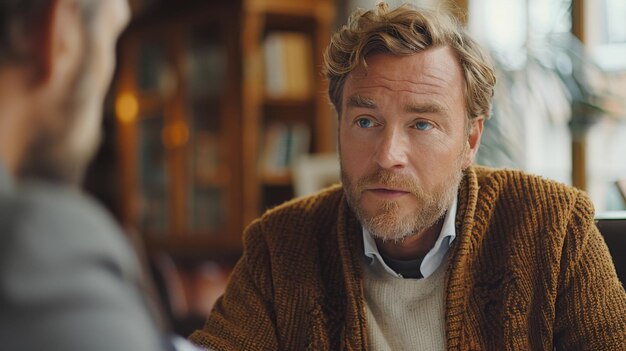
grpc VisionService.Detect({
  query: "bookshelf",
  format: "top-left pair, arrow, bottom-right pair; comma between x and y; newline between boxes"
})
112,0 -> 335,331
114,0 -> 336,257
242,0 -> 337,218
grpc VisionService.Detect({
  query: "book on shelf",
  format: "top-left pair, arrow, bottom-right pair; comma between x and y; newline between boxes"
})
260,122 -> 311,179
263,31 -> 313,100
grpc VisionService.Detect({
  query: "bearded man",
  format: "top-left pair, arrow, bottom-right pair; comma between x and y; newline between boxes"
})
190,3 -> 626,350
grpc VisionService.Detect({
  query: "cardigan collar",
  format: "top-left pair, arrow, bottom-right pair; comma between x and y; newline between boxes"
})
444,166 -> 481,349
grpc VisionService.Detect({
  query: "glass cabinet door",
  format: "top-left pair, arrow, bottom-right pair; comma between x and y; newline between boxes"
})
121,16 -> 237,240
138,114 -> 169,232
135,38 -> 172,235
185,24 -> 229,235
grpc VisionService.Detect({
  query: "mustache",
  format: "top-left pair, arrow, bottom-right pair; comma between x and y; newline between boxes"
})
355,169 -> 424,197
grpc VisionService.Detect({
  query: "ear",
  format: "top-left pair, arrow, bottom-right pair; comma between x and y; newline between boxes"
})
35,0 -> 83,87
462,117 -> 484,168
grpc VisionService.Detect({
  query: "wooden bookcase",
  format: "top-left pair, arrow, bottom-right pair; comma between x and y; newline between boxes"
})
114,0 -> 336,260
241,0 -> 337,223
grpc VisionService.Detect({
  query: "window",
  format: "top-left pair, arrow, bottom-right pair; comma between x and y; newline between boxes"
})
605,0 -> 626,44
469,0 -> 626,212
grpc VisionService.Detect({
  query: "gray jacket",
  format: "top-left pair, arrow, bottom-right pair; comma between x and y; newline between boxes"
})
0,163 -> 167,350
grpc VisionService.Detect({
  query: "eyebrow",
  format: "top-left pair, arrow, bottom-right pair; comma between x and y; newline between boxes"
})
346,95 -> 376,109
405,102 -> 448,115
346,94 -> 449,117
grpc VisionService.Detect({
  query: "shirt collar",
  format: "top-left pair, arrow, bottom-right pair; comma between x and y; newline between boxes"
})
363,194 -> 458,279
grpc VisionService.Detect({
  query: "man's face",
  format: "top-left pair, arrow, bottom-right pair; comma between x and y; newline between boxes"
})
339,47 -> 480,242
21,0 -> 130,184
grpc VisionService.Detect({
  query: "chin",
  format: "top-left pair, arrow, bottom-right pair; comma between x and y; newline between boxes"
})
365,217 -> 418,243
366,210 -> 440,243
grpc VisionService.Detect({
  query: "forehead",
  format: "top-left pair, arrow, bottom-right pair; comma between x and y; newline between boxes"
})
343,46 -> 464,104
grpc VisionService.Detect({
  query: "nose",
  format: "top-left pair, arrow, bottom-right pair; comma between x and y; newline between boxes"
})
374,126 -> 409,169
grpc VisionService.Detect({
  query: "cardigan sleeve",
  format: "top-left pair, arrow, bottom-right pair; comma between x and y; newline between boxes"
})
188,220 -> 278,351
553,192 -> 626,350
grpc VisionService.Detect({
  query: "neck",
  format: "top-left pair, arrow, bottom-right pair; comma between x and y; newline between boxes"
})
376,217 -> 444,260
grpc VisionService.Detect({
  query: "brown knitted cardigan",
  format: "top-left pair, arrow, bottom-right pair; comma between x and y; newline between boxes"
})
189,166 -> 626,350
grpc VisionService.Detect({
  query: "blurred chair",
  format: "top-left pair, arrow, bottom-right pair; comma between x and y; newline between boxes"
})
617,179 -> 626,204
149,254 -> 207,337
596,212 -> 626,285
292,153 -> 340,197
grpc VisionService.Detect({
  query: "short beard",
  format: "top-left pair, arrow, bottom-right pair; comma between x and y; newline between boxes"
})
342,151 -> 466,243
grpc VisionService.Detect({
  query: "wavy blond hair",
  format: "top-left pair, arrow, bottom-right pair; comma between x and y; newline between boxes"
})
323,2 -> 496,122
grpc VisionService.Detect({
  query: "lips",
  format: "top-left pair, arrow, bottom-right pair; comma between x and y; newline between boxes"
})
366,184 -> 409,192
369,187 -> 407,193
354,170 -> 419,198
364,186 -> 411,199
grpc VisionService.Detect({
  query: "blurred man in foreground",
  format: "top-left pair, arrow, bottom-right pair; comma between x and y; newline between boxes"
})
190,2 -> 626,350
0,0 -> 198,349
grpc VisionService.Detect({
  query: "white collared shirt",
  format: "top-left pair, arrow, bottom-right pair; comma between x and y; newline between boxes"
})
363,195 -> 458,279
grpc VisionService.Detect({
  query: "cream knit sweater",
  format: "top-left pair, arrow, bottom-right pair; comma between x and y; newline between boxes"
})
364,258 -> 449,350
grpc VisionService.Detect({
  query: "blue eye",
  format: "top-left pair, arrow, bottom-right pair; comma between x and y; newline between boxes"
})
356,118 -> 375,128
414,121 -> 433,131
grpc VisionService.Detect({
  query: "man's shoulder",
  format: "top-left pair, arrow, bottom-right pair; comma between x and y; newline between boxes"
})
471,166 -> 593,216
0,181 -> 136,273
239,185 -> 349,286
4,182 -> 120,235
474,166 -> 581,196
246,184 -> 345,238
261,183 -> 344,221
0,183 -> 163,351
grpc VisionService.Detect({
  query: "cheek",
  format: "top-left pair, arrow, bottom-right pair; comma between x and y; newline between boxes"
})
339,129 -> 371,178
93,48 -> 114,94
406,138 -> 464,182
88,24 -> 118,94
